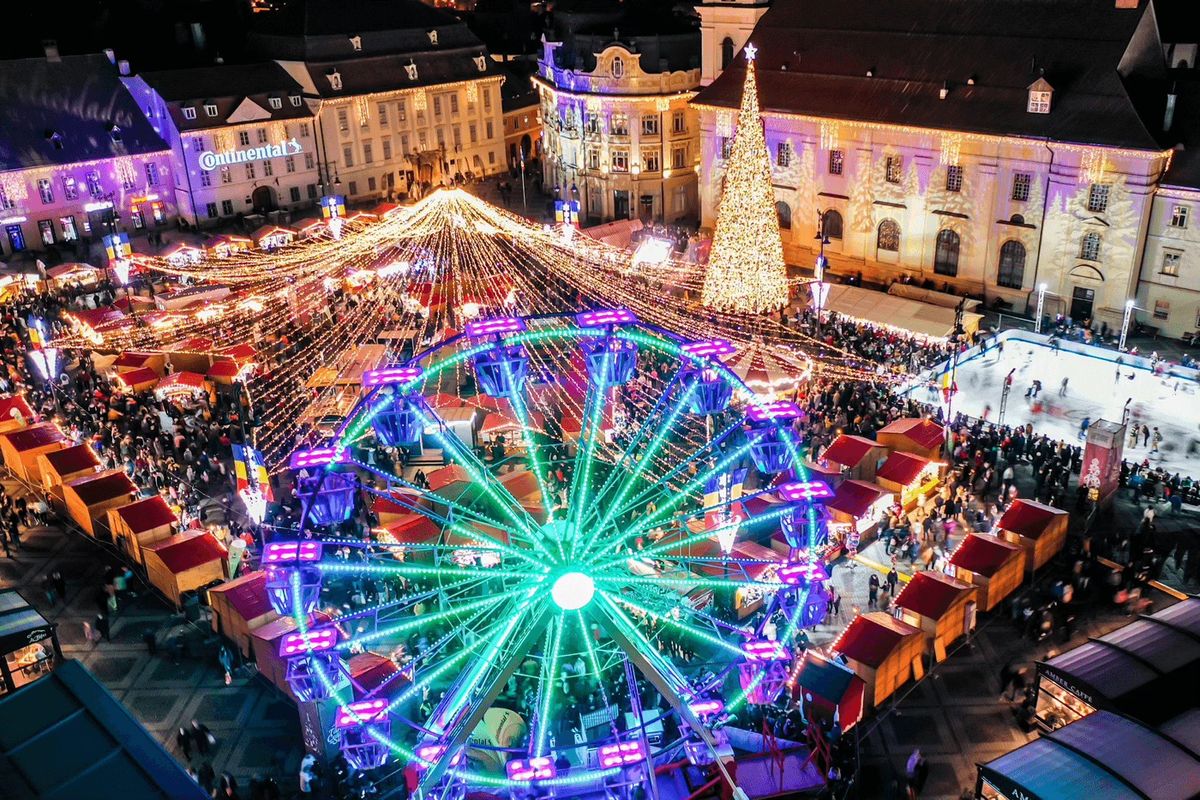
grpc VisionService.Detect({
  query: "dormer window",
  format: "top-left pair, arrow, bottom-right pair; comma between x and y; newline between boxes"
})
204,103 -> 218,117
108,124 -> 122,143
611,56 -> 624,78
182,106 -> 197,120
46,130 -> 65,151
269,97 -> 282,110
1027,77 -> 1052,114
290,95 -> 302,107
350,35 -> 362,51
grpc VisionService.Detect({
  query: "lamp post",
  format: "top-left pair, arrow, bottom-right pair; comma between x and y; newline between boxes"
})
1118,298 -> 1137,352
1034,283 -> 1048,334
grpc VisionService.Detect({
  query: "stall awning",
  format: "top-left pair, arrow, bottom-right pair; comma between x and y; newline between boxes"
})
42,444 -> 99,475
827,480 -> 890,518
114,496 -> 177,534
949,534 -> 1022,577
145,532 -> 226,574
115,367 -> 159,389
819,435 -> 881,469
822,283 -> 983,339
0,395 -> 35,423
875,451 -> 932,486
66,471 -> 137,505
997,498 -> 1068,539
0,590 -> 53,653
834,612 -> 921,668
876,417 -> 946,451
4,423 -> 66,453
155,371 -> 207,394
894,571 -> 972,619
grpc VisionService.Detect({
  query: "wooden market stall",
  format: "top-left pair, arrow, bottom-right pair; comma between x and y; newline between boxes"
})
0,395 -> 35,433
949,533 -> 1026,612
1,422 -> 68,483
819,435 -> 888,482
142,531 -> 227,609
996,499 -> 1069,574
154,371 -> 210,403
250,612 -> 332,699
108,495 -> 179,564
207,234 -> 252,258
875,417 -> 946,460
111,351 -> 166,375
874,451 -> 941,510
113,367 -> 160,393
61,470 -> 138,538
44,262 -> 102,289
162,242 -> 204,267
251,225 -> 297,250
893,571 -> 977,662
825,479 -> 893,554
791,650 -> 866,733
832,611 -> 924,708
207,571 -> 279,658
38,444 -> 100,498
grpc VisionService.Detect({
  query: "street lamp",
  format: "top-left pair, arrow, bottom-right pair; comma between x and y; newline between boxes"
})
1118,298 -> 1137,352
1034,283 -> 1048,334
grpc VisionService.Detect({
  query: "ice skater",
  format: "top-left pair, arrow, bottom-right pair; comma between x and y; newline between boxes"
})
1079,416 -> 1091,439
1059,377 -> 1069,396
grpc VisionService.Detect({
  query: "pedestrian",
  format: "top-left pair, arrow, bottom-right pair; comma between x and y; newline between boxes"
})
52,570 -> 65,603
1059,377 -> 1068,396
191,720 -> 214,755
886,566 -> 899,596
906,748 -> 928,797
830,586 -> 842,616
143,629 -> 158,655
95,613 -> 111,642
177,726 -> 193,760
218,771 -> 239,799
198,761 -> 216,795
219,643 -> 235,685
42,573 -> 57,604
998,660 -> 1018,701
868,572 -> 880,608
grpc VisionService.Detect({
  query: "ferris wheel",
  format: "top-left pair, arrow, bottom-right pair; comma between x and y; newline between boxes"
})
263,310 -> 835,799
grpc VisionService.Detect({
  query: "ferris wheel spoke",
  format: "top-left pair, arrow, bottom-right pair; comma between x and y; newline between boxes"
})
532,612 -> 566,757
507,384 -> 560,531
565,353 -> 612,544
339,587 -> 525,651
320,560 -> 538,582
601,591 -> 746,659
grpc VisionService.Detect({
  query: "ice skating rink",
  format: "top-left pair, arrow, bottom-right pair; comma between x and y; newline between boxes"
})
911,338 -> 1200,475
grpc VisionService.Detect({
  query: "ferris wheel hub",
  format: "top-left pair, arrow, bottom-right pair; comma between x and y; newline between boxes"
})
550,570 -> 596,611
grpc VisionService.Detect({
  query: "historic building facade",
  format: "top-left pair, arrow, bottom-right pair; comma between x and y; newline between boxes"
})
692,0 -> 1181,328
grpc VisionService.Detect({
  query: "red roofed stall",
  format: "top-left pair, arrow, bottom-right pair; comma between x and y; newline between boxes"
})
893,571 -> 977,662
154,371 -> 210,402
62,470 -> 138,539
876,417 -> 946,460
108,495 -> 179,565
111,352 -> 166,375
375,512 -> 443,562
997,498 -> 1069,574
1,422 -> 68,482
874,451 -> 941,510
142,531 -> 226,609
38,443 -> 100,499
206,571 -> 280,658
0,395 -> 36,433
825,479 -> 893,555
791,650 -> 866,733
113,366 -> 160,393
949,533 -> 1026,612
820,435 -> 888,482
832,611 -> 924,708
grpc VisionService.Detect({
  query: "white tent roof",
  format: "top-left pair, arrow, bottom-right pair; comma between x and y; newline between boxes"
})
823,284 -> 983,339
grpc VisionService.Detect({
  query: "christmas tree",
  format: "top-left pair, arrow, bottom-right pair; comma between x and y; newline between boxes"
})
702,44 -> 790,314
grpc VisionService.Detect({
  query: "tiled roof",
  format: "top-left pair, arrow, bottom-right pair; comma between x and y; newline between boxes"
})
821,435 -> 882,468
835,612 -> 921,668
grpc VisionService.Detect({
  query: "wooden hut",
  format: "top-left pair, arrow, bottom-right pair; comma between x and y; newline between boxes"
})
0,395 -> 35,433
154,371 -> 209,402
819,435 -> 888,482
61,470 -> 138,538
997,499 -> 1069,574
111,352 -> 166,375
251,225 -> 297,250
108,496 -> 178,564
161,242 -> 203,267
825,480 -> 893,555
250,612 -> 332,699
38,444 -> 100,498
875,417 -> 946,460
893,571 -> 978,662
295,219 -> 326,240
791,650 -> 866,733
832,612 -> 925,708
874,451 -> 941,510
142,531 -> 226,609
207,571 -> 279,658
949,533 -> 1026,612
207,234 -> 252,258
113,367 -> 160,393
1,423 -> 68,483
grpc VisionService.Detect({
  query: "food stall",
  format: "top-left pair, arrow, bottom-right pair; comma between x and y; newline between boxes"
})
426,464 -> 474,509
295,218 -> 326,240
948,533 -> 1025,612
1033,598 -> 1200,729
61,470 -> 138,539
892,570 -> 976,662
825,479 -> 893,555
818,435 -> 888,482
0,395 -> 35,433
976,710 -> 1200,800
996,498 -> 1069,574
142,531 -> 227,609
154,371 -> 210,403
162,242 -> 204,267
791,650 -> 866,733
113,367 -> 160,393
108,495 -> 179,564
498,469 -> 545,522
38,443 -> 101,500
67,307 -> 127,343
831,611 -> 924,709
875,417 -> 946,460
0,589 -> 61,694
44,261 -> 102,289
873,451 -> 941,510
251,225 -> 297,250
375,512 -> 442,561
206,233 -> 252,258
0,422 -> 68,483
111,351 -> 166,375
207,571 -> 279,658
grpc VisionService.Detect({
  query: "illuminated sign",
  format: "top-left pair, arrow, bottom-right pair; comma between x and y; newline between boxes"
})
199,138 -> 303,171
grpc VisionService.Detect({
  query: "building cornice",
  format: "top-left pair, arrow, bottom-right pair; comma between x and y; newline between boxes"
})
533,75 -> 697,104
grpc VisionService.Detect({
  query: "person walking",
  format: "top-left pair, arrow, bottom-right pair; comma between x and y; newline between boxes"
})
906,748 -> 928,798
176,726 -> 193,761
868,573 -> 880,608
886,566 -> 899,596
191,720 -> 214,755
94,613 -> 111,642
52,570 -> 65,603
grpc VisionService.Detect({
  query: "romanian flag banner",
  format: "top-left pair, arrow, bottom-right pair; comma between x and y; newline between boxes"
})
232,444 -> 273,500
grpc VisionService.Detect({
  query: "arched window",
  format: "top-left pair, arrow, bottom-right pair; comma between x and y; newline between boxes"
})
822,209 -> 843,240
721,38 -> 735,70
611,56 -> 624,78
933,229 -> 960,276
1079,231 -> 1101,261
997,240 -> 1026,289
877,219 -> 900,252
776,201 -> 792,230
1009,213 -> 1025,225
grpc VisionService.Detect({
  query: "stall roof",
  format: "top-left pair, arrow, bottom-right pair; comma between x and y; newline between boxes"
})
876,417 -> 946,451
3,423 -> 65,452
875,451 -> 931,486
115,367 -> 160,387
949,533 -> 1022,577
1147,597 -> 1200,637
155,371 -> 207,391
827,479 -> 891,518
112,352 -> 155,369
895,571 -> 972,619
794,650 -> 862,705
42,444 -> 100,475
66,471 -> 137,505
207,360 -> 241,379
834,612 -> 921,668
820,435 -> 882,468
381,512 -> 441,542
818,284 -> 984,339
427,464 -> 471,492
997,498 -> 1067,539
1162,709 -> 1200,756
0,660 -> 207,799
114,496 -> 177,534
0,590 -> 53,652
208,571 -> 273,620
981,711 -> 1200,800
0,395 -> 35,422
145,532 -> 226,574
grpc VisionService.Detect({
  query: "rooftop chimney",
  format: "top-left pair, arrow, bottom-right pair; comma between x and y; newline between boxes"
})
43,40 -> 60,62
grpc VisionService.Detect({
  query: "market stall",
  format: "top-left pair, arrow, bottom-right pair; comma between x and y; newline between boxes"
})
372,488 -> 426,527
108,495 -> 179,564
111,351 -> 166,375
948,533 -> 1025,612
892,570 -> 977,662
1033,598 -> 1200,729
251,225 -> 297,250
162,242 -> 204,267
818,435 -> 888,482
825,479 -> 893,554
0,422 -> 68,483
142,531 -> 227,609
207,233 -> 252,258
976,710 -> 1200,800
154,371 -> 210,402
875,417 -> 946,460
38,443 -> 100,498
0,589 -> 61,694
791,650 -> 866,733
873,451 -> 941,510
62,470 -> 138,539
831,611 -> 924,708
250,612 -> 332,699
996,498 -> 1069,574
206,571 -> 279,658
426,464 -> 474,507
113,367 -> 160,393
44,261 -> 101,289
0,395 -> 35,433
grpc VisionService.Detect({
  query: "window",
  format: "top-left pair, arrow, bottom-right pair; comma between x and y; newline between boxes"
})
822,209 -> 843,240
245,163 -> 256,180
453,126 -> 462,148
1162,250 -> 1182,276
239,131 -> 251,147
611,114 -> 629,136
343,146 -> 354,168
1012,172 -> 1031,201
1087,183 -> 1110,213
299,122 -> 311,138
86,170 -> 103,197
0,185 -> 12,210
672,146 -> 686,170
877,219 -> 900,252
489,151 -> 496,164
206,202 -> 218,219
721,37 -> 734,70
401,134 -> 410,154
286,156 -> 296,173
775,201 -> 791,229
449,95 -> 459,114
642,115 -> 659,135
1028,90 -> 1051,114
192,138 -> 204,153
588,149 -> 600,170
220,166 -> 232,184
1170,204 -> 1189,229
469,123 -> 477,143
485,121 -> 494,139
885,155 -> 903,184
37,179 -> 54,205
200,170 -> 212,188
776,141 -> 791,168
1079,231 -> 1101,261
643,151 -> 660,173
368,177 -> 377,192
349,180 -> 358,195
433,96 -> 442,117
337,108 -> 349,132
672,110 -> 685,134
204,104 -> 218,117
829,150 -> 844,175
39,220 -> 55,246
290,95 -> 302,107
946,165 -> 963,192
59,216 -> 77,241
307,184 -> 318,199
257,128 -> 268,144
382,139 -> 392,161
363,142 -> 374,164
221,199 -> 234,215
720,137 -> 733,160
398,100 -> 407,122
183,106 -> 197,120
1154,299 -> 1170,320
611,56 -> 624,78
611,150 -> 629,172
269,97 -> 282,110
62,176 -> 77,200
436,128 -> 445,148
304,153 -> 315,170
378,103 -> 389,127
145,163 -> 159,187
263,160 -> 273,177
997,240 -> 1026,288
933,229 -> 960,276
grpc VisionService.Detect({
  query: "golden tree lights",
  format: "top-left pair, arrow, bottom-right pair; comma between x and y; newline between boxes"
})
702,45 -> 790,315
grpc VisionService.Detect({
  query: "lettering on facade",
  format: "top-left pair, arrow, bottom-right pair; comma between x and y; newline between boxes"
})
199,138 -> 303,171
1042,670 -> 1094,704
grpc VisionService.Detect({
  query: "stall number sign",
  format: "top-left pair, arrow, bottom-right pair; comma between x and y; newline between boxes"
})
200,138 -> 303,171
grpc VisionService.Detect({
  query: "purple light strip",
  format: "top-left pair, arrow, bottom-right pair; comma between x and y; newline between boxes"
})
363,366 -> 424,387
576,308 -> 637,328
290,447 -> 353,469
777,480 -> 833,502
681,339 -> 736,359
746,401 -> 804,423
465,316 -> 526,338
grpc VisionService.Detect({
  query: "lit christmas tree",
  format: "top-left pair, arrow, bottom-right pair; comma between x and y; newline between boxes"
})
702,44 -> 790,314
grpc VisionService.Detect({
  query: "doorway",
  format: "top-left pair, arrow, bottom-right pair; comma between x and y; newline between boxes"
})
1070,286 -> 1095,323
252,185 -> 278,214
613,190 -> 630,220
